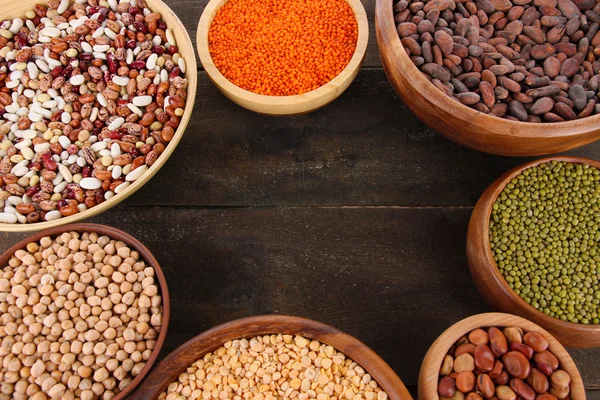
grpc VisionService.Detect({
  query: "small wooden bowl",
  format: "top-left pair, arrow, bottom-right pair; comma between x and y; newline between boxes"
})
0,0 -> 197,232
375,0 -> 600,156
131,315 -> 413,400
418,313 -> 585,400
0,223 -> 171,400
466,156 -> 600,348
196,0 -> 368,116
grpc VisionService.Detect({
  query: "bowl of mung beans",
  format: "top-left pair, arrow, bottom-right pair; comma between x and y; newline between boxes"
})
466,156 -> 600,347
196,0 -> 368,116
0,223 -> 170,399
130,315 -> 413,400
0,0 -> 197,232
375,0 -> 600,156
418,312 -> 585,400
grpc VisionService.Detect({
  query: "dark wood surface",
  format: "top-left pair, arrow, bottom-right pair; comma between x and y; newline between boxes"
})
1,0 -> 600,398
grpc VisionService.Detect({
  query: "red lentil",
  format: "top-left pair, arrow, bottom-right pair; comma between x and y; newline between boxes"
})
208,0 -> 359,96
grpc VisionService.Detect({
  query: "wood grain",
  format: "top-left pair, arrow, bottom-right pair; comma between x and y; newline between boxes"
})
375,0 -> 600,156
131,315 -> 413,400
467,157 -> 600,348
2,208 -> 598,396
120,69 -> 600,208
418,313 -> 585,400
0,0 -> 197,232
196,0 -> 369,115
0,223 -> 171,400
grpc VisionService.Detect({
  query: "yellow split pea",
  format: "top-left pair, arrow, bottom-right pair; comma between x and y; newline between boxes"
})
160,334 -> 388,400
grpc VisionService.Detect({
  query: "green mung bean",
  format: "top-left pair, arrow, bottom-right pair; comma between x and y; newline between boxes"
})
490,161 -> 600,324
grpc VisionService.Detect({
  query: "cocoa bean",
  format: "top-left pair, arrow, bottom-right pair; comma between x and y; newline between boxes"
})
530,96 -> 555,113
531,43 -> 556,59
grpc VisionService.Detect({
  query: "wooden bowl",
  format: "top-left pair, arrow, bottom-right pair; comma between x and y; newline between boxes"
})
130,315 -> 413,400
0,223 -> 171,400
466,156 -> 600,348
0,0 -> 197,232
418,313 -> 585,400
196,0 -> 368,116
374,0 -> 600,156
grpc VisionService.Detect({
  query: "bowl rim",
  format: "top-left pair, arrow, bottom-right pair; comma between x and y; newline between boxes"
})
374,0 -> 600,138
467,156 -> 600,340
0,223 -> 171,400
417,312 -> 585,400
196,0 -> 369,115
0,0 -> 198,232
130,314 -> 413,400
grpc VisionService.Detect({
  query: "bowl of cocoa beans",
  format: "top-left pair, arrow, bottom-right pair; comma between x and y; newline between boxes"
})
418,313 -> 585,400
375,0 -> 600,156
0,0 -> 197,232
0,223 -> 170,399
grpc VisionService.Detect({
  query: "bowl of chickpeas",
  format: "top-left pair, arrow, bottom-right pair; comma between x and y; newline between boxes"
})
0,223 -> 169,400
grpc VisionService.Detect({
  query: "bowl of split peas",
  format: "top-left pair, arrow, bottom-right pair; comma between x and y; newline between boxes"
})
196,0 -> 369,116
466,156 -> 600,348
130,315 -> 413,400
418,313 -> 585,400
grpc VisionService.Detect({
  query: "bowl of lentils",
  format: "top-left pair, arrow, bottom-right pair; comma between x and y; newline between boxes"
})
0,0 -> 197,232
375,0 -> 600,155
129,315 -> 414,400
0,223 -> 169,400
196,0 -> 368,115
418,312 -> 585,400
467,156 -> 600,347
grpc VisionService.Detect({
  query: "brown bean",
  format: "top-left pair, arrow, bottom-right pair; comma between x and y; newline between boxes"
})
477,374 -> 496,398
439,376 -> 457,397
510,379 -> 536,400
533,350 -> 559,371
454,353 -> 475,373
549,385 -> 570,400
456,92 -> 481,104
531,43 -> 557,59
502,351 -> 531,379
488,327 -> 508,356
474,345 -> 495,372
550,370 -> 570,389
509,342 -> 534,359
523,332 -> 548,352
528,369 -> 550,394
496,385 -> 517,400
456,371 -> 476,393
494,370 -> 510,385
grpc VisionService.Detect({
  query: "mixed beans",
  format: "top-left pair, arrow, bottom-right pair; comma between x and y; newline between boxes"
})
0,231 -> 163,400
0,0 -> 188,225
394,0 -> 600,122
438,326 -> 572,400
159,334 -> 389,400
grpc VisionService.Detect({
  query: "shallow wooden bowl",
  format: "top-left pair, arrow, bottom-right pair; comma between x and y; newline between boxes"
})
0,0 -> 197,232
196,0 -> 368,116
375,0 -> 600,156
418,313 -> 585,400
466,156 -> 600,347
0,223 -> 170,399
131,315 -> 413,399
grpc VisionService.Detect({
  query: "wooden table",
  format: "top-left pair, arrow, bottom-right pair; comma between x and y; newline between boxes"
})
1,0 -> 599,397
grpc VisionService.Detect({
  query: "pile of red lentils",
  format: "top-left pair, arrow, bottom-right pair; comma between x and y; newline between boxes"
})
208,0 -> 359,96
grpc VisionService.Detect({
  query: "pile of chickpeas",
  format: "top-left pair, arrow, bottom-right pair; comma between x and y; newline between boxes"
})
0,231 -> 162,400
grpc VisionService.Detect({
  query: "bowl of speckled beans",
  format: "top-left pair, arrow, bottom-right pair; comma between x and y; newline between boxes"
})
130,315 -> 414,400
0,0 -> 197,232
467,156 -> 600,348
